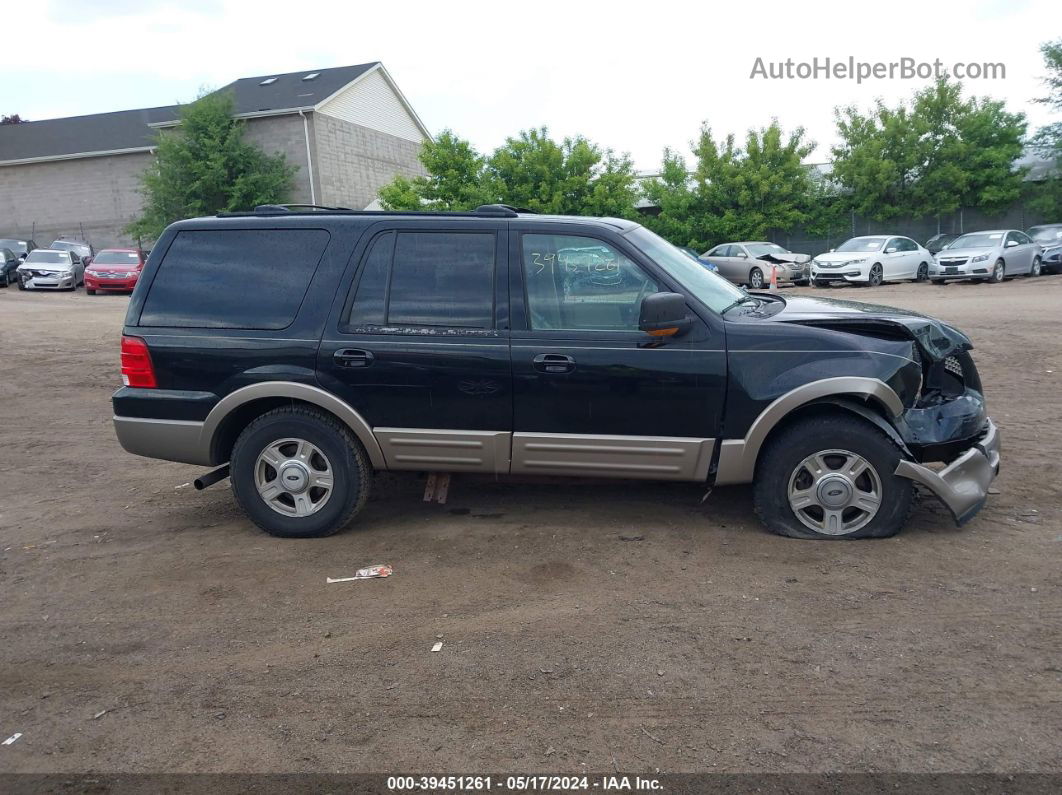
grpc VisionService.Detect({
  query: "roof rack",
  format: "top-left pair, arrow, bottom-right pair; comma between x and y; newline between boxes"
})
218,204 -> 536,219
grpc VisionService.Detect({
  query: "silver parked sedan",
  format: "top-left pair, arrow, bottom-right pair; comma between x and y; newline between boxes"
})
701,242 -> 810,288
929,229 -> 1042,284
15,249 -> 85,290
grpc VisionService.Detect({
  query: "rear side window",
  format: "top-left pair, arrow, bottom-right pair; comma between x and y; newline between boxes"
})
140,229 -> 329,329
345,231 -> 495,329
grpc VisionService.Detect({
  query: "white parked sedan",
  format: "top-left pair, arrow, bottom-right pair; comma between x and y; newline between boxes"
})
810,235 -> 932,287
929,229 -> 1042,284
15,249 -> 85,291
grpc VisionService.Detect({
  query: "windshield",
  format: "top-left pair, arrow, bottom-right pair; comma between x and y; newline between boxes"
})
25,251 -> 69,264
0,239 -> 28,253
950,232 -> 1003,249
50,241 -> 89,255
745,243 -> 788,257
625,226 -> 745,313
1028,226 -> 1062,243
93,251 -> 140,265
836,237 -> 885,252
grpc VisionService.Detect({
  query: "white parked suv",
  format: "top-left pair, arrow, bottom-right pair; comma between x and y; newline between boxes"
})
811,236 -> 932,287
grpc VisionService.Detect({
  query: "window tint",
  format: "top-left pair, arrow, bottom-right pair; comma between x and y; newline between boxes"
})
386,232 -> 495,328
348,232 -> 393,326
1014,231 -> 1032,245
140,229 -> 329,329
522,234 -> 658,332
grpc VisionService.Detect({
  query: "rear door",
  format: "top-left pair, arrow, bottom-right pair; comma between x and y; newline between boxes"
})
507,223 -> 724,481
318,219 -> 512,474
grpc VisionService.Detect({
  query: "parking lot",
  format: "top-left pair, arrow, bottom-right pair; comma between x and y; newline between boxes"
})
0,277 -> 1059,774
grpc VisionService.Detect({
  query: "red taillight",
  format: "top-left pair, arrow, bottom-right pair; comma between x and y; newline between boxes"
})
120,335 -> 157,388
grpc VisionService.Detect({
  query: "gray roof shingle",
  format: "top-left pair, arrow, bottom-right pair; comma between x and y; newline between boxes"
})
0,62 -> 379,164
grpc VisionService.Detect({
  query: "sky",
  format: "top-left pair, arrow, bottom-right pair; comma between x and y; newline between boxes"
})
5,0 -> 1059,171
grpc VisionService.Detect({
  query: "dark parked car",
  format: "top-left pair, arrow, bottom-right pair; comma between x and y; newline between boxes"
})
1027,224 -> 1062,274
49,239 -> 95,267
0,248 -> 20,286
112,205 -> 999,541
0,237 -> 38,261
925,233 -> 958,255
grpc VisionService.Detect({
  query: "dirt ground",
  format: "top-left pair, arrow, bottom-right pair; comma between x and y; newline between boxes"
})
0,276 -> 1059,776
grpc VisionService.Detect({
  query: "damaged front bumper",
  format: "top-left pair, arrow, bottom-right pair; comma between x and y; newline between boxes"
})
894,418 -> 1000,525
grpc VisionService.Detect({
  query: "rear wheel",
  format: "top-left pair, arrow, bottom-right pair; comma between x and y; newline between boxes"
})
230,406 -> 371,538
748,268 -> 764,289
916,262 -> 929,282
753,414 -> 913,540
1029,257 -> 1042,277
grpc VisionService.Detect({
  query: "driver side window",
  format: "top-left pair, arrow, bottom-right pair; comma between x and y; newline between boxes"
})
522,234 -> 658,332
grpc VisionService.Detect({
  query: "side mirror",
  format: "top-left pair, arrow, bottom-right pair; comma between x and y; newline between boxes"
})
885,247 -> 897,254
639,292 -> 692,337
828,248 -> 835,253
736,252 -> 748,258
1005,240 -> 1018,247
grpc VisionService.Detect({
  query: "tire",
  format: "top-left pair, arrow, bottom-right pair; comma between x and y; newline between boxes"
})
86,289 -> 96,295
868,264 -> 883,287
812,279 -> 828,288
931,279 -> 946,286
915,262 -> 929,282
230,406 -> 371,538
752,414 -> 914,540
990,260 -> 1005,283
1029,257 -> 1041,277
17,276 -> 26,291
748,268 -> 764,289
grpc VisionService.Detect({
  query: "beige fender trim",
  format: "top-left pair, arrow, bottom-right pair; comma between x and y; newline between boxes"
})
714,377 -> 904,485
201,381 -> 386,469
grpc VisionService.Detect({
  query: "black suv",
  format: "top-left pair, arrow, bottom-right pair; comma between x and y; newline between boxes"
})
113,205 -> 1000,540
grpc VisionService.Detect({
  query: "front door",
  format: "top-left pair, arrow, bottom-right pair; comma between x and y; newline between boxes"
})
318,221 -> 512,474
508,225 -> 726,481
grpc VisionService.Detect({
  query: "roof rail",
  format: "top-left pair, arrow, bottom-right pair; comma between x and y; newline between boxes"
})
473,204 -> 520,218
252,203 -> 353,214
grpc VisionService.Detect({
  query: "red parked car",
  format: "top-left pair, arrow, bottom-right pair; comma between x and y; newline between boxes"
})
84,249 -> 145,294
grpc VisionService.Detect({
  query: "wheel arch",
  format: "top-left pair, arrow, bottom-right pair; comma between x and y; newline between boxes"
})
202,381 -> 385,469
714,377 -> 904,485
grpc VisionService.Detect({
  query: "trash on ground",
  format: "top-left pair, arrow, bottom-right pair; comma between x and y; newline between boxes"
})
326,564 -> 393,583
619,532 -> 644,542
93,710 -> 108,720
2,733 -> 22,745
431,641 -> 443,652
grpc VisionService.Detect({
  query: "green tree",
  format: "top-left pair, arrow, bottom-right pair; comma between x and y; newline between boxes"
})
378,130 -> 493,210
379,126 -> 638,217
1029,39 -> 1062,217
640,148 -> 703,247
831,78 -> 1026,221
128,91 -> 295,240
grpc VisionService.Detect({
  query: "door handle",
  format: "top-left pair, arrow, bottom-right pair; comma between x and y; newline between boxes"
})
533,353 -> 575,374
333,348 -> 374,368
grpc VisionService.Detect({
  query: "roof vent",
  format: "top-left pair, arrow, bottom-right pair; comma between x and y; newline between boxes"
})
259,77 -> 278,86
302,72 -> 320,81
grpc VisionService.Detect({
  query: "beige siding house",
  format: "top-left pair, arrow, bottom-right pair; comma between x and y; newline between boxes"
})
0,63 -> 430,248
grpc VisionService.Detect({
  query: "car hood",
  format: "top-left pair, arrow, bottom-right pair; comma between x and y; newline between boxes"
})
767,294 -> 972,362
91,265 -> 139,272
813,251 -> 877,263
18,263 -> 67,271
935,247 -> 994,258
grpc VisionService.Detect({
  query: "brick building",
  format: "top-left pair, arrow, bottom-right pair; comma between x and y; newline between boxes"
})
0,62 -> 430,247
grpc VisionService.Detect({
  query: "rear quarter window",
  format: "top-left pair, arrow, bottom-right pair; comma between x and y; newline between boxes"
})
139,229 -> 330,329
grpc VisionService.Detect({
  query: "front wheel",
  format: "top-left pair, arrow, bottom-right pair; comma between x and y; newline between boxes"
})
812,278 -> 829,289
230,406 -> 371,538
1029,257 -> 1042,277
990,260 -> 1005,283
931,279 -> 946,286
753,414 -> 913,540
86,288 -> 96,295
748,268 -> 764,289
868,264 -> 883,287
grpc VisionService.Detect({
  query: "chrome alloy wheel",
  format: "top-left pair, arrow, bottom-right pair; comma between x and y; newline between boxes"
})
787,449 -> 882,536
254,438 -> 334,517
